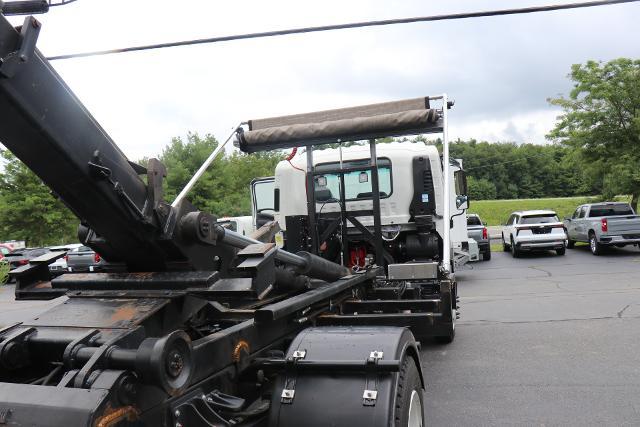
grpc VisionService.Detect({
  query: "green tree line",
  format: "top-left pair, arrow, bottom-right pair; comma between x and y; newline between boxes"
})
450,140 -> 595,201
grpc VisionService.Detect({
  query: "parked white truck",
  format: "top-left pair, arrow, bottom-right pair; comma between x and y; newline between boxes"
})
270,142 -> 470,271
232,95 -> 468,342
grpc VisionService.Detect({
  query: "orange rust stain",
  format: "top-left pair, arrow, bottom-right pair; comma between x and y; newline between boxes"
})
95,405 -> 139,427
110,304 -> 138,323
232,340 -> 250,363
34,281 -> 52,289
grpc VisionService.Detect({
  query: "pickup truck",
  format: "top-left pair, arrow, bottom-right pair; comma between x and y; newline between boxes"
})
467,214 -> 491,260
564,202 -> 640,255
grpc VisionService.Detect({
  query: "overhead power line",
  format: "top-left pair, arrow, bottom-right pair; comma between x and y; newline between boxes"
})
46,0 -> 639,61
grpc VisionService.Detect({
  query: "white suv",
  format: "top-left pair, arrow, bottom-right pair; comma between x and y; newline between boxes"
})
502,210 -> 567,257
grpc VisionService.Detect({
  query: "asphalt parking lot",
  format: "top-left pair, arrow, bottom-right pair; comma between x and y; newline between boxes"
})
422,243 -> 640,426
1,244 -> 639,425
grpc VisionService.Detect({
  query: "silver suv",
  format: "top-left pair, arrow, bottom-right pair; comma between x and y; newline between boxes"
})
501,210 -> 567,257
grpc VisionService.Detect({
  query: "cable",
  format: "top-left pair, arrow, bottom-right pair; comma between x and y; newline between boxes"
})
46,0 -> 639,61
49,0 -> 77,6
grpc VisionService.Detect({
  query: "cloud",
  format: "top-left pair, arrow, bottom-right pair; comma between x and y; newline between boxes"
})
5,0 -> 640,160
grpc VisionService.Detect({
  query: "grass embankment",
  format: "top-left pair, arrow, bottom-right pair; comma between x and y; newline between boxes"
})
470,196 -> 601,226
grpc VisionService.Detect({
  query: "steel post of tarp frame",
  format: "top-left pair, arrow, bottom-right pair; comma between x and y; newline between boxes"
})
306,147 -> 318,254
431,94 -> 451,273
369,139 -> 385,268
172,123 -> 243,208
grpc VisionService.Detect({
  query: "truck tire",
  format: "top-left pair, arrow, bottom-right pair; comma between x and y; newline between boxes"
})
483,248 -> 492,261
567,239 -> 575,249
556,247 -> 566,256
435,308 -> 456,344
589,232 -> 603,255
510,237 -> 519,258
394,356 -> 424,427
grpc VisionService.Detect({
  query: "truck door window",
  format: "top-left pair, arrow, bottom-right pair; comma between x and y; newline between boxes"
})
253,180 -> 275,213
578,207 -> 587,218
314,158 -> 392,201
572,207 -> 581,219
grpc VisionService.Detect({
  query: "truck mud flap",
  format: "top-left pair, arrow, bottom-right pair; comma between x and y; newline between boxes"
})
267,326 -> 423,427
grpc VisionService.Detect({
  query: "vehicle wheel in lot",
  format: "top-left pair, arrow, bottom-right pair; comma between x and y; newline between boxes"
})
589,232 -> 603,255
502,234 -> 510,251
483,249 -> 492,261
435,308 -> 456,344
394,356 -> 424,427
556,247 -> 566,256
567,239 -> 575,249
510,238 -> 519,258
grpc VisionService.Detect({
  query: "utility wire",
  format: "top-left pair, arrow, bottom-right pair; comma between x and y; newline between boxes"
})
50,0 -> 78,7
46,0 -> 639,61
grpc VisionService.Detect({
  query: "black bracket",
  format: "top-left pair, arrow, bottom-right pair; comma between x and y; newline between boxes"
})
0,327 -> 36,370
0,16 -> 40,78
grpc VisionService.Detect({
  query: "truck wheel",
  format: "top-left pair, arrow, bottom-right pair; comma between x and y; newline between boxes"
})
567,239 -> 575,249
589,232 -> 603,256
556,247 -> 566,256
483,248 -> 492,261
394,356 -> 424,427
510,238 -> 519,258
435,308 -> 456,344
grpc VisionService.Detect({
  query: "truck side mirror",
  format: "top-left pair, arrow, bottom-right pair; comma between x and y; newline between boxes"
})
455,194 -> 468,209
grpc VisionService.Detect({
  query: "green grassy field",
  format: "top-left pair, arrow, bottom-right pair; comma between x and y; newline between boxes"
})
468,195 -> 631,226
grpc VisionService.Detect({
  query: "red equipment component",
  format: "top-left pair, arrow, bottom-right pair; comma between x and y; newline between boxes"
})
349,246 -> 367,269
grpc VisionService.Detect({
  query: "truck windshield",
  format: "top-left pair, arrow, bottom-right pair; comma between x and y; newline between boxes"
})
520,215 -> 559,224
314,158 -> 392,202
588,204 -> 634,217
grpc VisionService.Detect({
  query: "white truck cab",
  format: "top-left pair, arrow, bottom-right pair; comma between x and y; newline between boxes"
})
272,141 -> 469,270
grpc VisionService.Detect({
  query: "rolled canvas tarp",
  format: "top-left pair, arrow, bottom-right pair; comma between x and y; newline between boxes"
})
237,97 -> 444,153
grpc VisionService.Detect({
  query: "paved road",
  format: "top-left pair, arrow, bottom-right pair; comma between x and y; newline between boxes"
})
2,244 -> 640,425
422,244 -> 640,426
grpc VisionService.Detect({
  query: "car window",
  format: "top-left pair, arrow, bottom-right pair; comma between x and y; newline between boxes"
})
588,204 -> 634,217
520,215 -> 559,224
467,216 -> 482,226
578,207 -> 587,218
572,207 -> 581,219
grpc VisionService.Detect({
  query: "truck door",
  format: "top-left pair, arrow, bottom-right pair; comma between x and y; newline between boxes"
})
251,177 -> 276,230
567,206 -> 581,240
576,206 -> 588,241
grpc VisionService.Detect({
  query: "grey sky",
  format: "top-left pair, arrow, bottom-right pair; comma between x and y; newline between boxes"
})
7,0 -> 640,159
